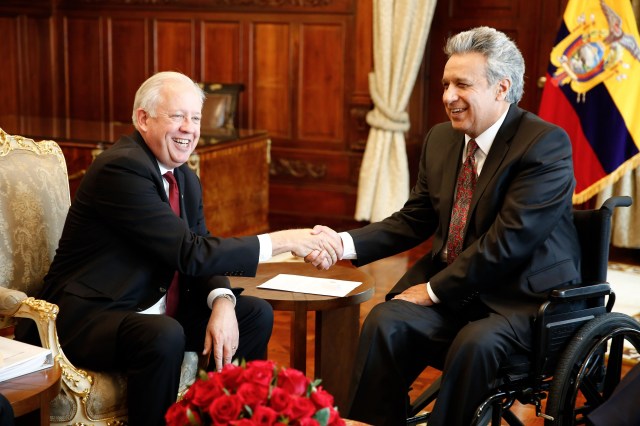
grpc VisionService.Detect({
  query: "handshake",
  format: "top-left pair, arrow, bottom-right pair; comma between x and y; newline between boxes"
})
269,225 -> 343,270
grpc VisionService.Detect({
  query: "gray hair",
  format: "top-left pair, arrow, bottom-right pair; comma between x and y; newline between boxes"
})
131,71 -> 206,130
444,26 -> 524,104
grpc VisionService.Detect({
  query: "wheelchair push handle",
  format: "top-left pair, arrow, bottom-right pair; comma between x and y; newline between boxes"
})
601,195 -> 632,213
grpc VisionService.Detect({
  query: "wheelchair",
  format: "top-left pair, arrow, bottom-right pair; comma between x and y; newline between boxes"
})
406,196 -> 640,426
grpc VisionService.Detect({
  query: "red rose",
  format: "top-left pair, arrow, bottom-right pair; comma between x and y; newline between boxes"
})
209,394 -> 243,425
219,364 -> 245,391
164,401 -> 194,426
243,360 -> 276,386
277,368 -> 309,396
328,407 -> 345,426
268,386 -> 292,412
185,374 -> 225,409
232,420 -> 258,426
310,387 -> 334,409
252,405 -> 279,425
297,418 -> 321,426
237,382 -> 269,409
287,395 -> 317,420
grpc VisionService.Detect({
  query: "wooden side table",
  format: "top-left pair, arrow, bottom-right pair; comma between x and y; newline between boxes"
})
0,363 -> 61,425
231,262 -> 374,411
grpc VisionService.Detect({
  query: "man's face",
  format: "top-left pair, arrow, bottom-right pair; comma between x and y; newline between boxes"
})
137,82 -> 202,169
442,52 -> 509,138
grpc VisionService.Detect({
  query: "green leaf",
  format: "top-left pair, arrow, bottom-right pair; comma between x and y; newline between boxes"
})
186,407 -> 202,425
313,407 -> 331,426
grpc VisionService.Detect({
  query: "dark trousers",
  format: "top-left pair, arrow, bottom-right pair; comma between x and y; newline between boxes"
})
587,361 -> 640,426
58,295 -> 273,426
0,394 -> 14,426
346,299 -> 528,426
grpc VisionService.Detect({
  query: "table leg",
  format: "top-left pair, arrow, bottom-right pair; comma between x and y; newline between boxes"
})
315,304 -> 360,413
290,304 -> 308,374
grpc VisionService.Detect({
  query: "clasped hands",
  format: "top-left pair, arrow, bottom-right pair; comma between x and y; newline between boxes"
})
270,225 -> 343,270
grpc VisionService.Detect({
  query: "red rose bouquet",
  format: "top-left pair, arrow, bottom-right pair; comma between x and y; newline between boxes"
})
165,360 -> 347,426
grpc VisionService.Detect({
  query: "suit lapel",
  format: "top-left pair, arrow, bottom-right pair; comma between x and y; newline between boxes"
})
439,132 -> 465,246
174,167 -> 187,222
468,104 -> 522,216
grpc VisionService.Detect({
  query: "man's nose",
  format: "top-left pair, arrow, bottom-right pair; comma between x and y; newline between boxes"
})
443,86 -> 458,104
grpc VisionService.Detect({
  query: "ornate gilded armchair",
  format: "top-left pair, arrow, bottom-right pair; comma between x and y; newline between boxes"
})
0,128 -> 197,425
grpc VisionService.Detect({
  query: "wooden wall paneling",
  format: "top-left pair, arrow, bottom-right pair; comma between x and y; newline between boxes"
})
21,17 -> 57,119
63,16 -> 105,122
108,17 -> 149,123
201,18 -> 245,127
201,20 -> 242,83
297,21 -> 345,145
251,21 -> 292,139
0,17 -> 20,128
153,18 -> 195,77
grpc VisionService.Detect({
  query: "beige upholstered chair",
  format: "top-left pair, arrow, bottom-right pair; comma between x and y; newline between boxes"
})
0,128 -> 198,425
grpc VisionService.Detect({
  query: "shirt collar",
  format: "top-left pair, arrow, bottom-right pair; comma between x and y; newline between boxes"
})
158,161 -> 174,176
465,108 -> 509,156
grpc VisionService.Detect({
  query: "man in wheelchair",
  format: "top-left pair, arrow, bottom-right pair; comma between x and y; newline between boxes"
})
308,26 -> 609,425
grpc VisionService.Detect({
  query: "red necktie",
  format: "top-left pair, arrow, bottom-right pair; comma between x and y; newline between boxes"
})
446,139 -> 479,264
163,171 -> 181,317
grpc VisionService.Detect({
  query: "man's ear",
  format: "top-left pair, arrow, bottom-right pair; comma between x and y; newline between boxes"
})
136,108 -> 149,131
496,78 -> 511,101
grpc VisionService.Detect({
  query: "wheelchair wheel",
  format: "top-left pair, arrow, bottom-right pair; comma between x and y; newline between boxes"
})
545,312 -> 640,425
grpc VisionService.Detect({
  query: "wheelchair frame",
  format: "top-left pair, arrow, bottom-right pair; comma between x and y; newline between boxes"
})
406,196 -> 640,426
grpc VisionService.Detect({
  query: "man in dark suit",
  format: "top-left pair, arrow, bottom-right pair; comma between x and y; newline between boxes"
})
309,27 -> 581,425
23,71 -> 340,426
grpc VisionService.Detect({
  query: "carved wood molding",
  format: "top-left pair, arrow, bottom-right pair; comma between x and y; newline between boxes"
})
72,0 -> 333,5
270,158 -> 327,179
76,0 -> 181,4
210,0 -> 332,5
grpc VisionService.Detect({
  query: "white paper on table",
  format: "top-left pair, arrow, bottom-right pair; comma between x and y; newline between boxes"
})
257,274 -> 361,297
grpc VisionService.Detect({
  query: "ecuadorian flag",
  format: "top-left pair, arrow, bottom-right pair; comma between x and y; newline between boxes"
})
538,0 -> 640,204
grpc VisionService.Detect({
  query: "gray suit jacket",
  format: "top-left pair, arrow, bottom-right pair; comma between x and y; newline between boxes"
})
349,104 -> 581,343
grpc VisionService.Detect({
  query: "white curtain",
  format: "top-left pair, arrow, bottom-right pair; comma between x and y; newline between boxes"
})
355,0 -> 437,222
596,167 -> 640,248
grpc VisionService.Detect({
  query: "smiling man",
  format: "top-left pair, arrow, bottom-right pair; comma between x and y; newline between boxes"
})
308,27 -> 581,425
24,71 -> 342,426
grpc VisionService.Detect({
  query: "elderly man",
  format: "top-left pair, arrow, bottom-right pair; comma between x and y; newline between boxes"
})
22,71 -> 341,426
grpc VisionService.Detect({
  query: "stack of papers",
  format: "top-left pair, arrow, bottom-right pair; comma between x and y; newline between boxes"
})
0,337 -> 53,382
257,274 -> 361,297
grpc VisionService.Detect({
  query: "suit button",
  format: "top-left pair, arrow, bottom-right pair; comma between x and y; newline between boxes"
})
159,287 -> 167,293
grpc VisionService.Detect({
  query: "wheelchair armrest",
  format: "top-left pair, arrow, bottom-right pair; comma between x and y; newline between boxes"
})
549,283 -> 611,302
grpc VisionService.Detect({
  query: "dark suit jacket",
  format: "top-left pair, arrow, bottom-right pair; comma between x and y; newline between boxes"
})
38,131 -> 260,351
349,104 -> 581,344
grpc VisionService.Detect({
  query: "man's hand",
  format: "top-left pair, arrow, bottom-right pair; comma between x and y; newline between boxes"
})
269,228 -> 343,270
202,296 -> 239,372
304,225 -> 343,269
392,284 -> 434,306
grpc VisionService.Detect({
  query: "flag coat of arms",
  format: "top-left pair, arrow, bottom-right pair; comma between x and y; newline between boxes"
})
538,0 -> 640,203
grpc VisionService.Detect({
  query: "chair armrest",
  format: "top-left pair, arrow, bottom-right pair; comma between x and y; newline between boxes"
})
15,297 -> 93,397
0,287 -> 27,314
549,283 -> 611,302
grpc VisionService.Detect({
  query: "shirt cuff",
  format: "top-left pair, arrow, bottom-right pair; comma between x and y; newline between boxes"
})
426,282 -> 441,304
207,288 -> 236,309
339,232 -> 357,260
257,233 -> 272,262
